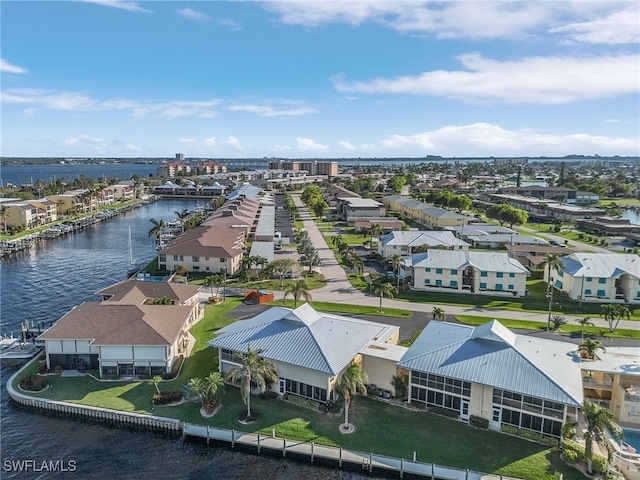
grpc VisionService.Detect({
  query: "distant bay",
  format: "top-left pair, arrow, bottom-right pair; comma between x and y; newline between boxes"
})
0,163 -> 160,186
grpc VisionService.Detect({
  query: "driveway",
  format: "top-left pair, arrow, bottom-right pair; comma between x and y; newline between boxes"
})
283,194 -> 640,333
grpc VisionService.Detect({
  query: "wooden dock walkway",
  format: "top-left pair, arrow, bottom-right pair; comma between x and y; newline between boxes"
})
183,423 -> 516,480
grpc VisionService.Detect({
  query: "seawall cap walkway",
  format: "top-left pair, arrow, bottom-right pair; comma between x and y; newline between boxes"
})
184,423 -> 520,480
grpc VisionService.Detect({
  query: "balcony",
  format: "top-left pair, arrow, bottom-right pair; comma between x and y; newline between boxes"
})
582,375 -> 613,390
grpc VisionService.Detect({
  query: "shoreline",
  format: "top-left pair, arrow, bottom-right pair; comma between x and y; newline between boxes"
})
6,357 -> 518,480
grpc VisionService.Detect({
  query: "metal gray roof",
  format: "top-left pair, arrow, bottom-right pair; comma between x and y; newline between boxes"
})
399,321 -> 583,406
412,250 -> 529,274
209,304 -> 397,375
561,253 -> 640,278
381,231 -> 470,248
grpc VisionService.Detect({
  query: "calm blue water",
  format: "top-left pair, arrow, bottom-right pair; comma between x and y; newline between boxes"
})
0,200 -> 373,479
622,428 -> 640,452
0,163 -> 160,186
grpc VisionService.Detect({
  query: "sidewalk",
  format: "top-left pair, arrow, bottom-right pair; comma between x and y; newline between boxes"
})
290,194 -> 640,333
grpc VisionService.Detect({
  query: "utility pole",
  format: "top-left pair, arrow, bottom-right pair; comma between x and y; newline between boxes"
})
546,280 -> 554,331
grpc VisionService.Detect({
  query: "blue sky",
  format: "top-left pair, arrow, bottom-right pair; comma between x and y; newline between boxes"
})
1,1 -> 638,158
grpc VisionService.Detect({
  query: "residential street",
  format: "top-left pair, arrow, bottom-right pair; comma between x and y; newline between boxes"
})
282,194 -> 640,334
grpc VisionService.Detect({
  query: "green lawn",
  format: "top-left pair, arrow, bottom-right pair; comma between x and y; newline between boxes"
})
11,298 -> 600,479
274,299 -> 413,318
228,274 -> 327,291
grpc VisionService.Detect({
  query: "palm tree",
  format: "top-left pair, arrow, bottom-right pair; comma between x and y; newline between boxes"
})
268,258 -> 297,287
0,205 -> 8,234
337,364 -> 368,431
582,400 -> 622,474
148,218 -> 166,249
575,316 -> 594,340
374,282 -> 397,312
203,273 -> 224,300
600,304 -> 631,333
367,223 -> 384,251
432,306 -> 445,321
186,372 -> 225,415
550,314 -> 567,331
174,209 -> 190,233
283,280 -> 312,308
539,253 -> 564,331
388,254 -> 405,289
579,338 -> 605,360
224,345 -> 277,420
148,375 -> 162,394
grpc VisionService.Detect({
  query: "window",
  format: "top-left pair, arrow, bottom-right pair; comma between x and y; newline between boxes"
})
425,268 -> 431,272
495,284 -> 503,290
584,289 -> 592,295
220,258 -> 227,263
436,268 -> 443,274
480,271 -> 487,277
435,279 -> 442,286
451,269 -> 458,275
558,271 -> 564,277
597,289 -> 606,297
159,255 -> 166,262
598,278 -> 606,284
508,284 -> 514,290
192,256 -> 199,262
586,277 -> 592,282
173,255 -> 179,261
480,282 -> 486,289
509,273 -> 515,278
450,280 -> 458,287
496,272 -> 503,278
424,279 -> 431,285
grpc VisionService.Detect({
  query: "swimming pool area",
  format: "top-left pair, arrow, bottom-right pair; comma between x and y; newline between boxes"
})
622,428 -> 640,454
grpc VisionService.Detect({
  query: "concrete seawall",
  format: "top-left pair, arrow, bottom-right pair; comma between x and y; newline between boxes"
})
7,359 -> 519,480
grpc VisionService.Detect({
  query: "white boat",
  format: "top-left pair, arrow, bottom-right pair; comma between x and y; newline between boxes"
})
0,336 -> 41,361
127,226 -> 141,277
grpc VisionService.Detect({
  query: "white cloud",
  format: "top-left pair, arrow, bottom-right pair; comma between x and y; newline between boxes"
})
23,108 -> 37,117
296,137 -> 329,152
224,136 -> 241,149
334,54 -> 639,104
80,0 -> 152,13
1,59 -> 27,74
1,89 -> 101,110
549,7 -> 640,45
338,140 -> 357,151
179,138 -> 195,144
64,134 -> 107,146
204,137 -> 217,147
369,122 -> 639,156
263,2 -> 635,42
125,144 -> 142,151
176,8 -> 211,22
227,103 -> 318,117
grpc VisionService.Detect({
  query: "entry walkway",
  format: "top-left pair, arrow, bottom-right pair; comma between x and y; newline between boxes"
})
289,195 -> 640,332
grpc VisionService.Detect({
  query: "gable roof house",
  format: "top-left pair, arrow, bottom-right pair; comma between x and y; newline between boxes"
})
378,230 -> 470,258
37,279 -> 203,378
411,250 -> 529,297
208,304 -> 400,403
398,320 -> 584,437
547,253 -> 640,304
382,195 -> 469,230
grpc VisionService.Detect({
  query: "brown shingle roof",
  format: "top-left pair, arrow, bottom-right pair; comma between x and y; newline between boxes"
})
37,302 -> 192,346
96,279 -> 200,304
159,225 -> 244,258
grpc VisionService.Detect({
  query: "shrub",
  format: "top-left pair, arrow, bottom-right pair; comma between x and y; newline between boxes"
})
501,425 -> 557,446
38,361 -> 47,374
285,394 -> 321,411
152,390 -> 183,406
428,406 -> 459,419
563,449 -> 579,464
54,365 -> 63,374
162,371 -> 177,380
259,391 -> 278,400
19,375 -> 49,392
469,415 -> 489,429
323,399 -> 342,414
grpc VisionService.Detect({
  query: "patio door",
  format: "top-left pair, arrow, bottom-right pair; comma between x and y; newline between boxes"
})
460,400 -> 470,420
490,406 -> 502,429
279,378 -> 285,395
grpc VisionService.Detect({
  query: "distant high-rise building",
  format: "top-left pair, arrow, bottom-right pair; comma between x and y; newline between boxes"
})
175,153 -> 185,162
